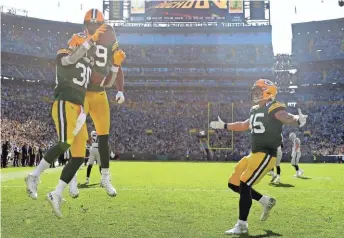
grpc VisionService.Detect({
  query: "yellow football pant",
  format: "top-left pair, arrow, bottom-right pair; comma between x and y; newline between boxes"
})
51,100 -> 88,158
84,91 -> 110,135
229,152 -> 276,186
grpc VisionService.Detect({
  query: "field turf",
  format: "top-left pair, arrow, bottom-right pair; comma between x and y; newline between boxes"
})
1,162 -> 344,238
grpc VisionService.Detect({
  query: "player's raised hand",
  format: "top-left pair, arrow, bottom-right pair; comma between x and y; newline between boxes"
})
113,49 -> 126,66
210,116 -> 226,129
90,24 -> 107,42
297,108 -> 308,128
116,91 -> 125,104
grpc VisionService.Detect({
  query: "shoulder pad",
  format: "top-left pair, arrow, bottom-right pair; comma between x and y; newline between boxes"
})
268,100 -> 286,114
57,48 -> 71,56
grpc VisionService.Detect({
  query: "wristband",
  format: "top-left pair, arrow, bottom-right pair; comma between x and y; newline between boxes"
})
224,123 -> 228,130
111,65 -> 119,73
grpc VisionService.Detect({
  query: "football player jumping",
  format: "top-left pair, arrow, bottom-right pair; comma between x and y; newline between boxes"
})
210,79 -> 308,235
25,27 -> 107,217
83,9 -> 126,197
85,130 -> 101,184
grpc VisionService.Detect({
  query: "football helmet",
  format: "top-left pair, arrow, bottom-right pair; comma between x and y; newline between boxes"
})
251,79 -> 277,104
289,132 -> 296,140
84,9 -> 105,35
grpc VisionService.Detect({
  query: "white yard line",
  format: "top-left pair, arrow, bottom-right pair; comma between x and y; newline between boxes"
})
0,167 -> 62,182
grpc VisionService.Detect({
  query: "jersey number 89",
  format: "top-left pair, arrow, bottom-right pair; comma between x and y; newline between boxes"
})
95,45 -> 108,67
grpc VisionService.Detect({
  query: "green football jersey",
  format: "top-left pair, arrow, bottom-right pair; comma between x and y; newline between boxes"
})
249,100 -> 286,156
54,53 -> 92,105
88,41 -> 116,92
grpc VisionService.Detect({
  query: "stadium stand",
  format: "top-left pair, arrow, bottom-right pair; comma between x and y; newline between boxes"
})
1,13 -> 344,164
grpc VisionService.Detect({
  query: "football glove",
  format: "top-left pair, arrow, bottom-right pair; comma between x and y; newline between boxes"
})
90,24 -> 107,42
296,108 -> 308,128
116,91 -> 125,104
210,116 -> 226,129
113,49 -> 126,66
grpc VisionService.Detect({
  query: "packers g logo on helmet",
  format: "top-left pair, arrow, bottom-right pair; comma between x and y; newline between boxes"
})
251,79 -> 278,104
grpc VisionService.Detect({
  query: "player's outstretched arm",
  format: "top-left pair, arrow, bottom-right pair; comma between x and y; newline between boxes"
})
60,41 -> 94,66
274,108 -> 308,127
210,116 -> 249,131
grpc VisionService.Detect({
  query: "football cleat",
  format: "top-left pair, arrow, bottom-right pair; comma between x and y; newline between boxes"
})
224,222 -> 248,235
270,174 -> 277,183
100,173 -> 117,197
25,173 -> 39,199
274,176 -> 281,184
46,191 -> 63,218
297,169 -> 304,177
261,197 -> 276,221
69,181 -> 79,199
85,177 -> 90,185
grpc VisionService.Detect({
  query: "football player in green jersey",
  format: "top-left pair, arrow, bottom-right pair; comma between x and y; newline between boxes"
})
25,26 -> 107,218
210,79 -> 308,235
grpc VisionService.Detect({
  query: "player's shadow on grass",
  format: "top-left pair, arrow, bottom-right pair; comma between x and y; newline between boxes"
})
269,182 -> 295,188
239,229 -> 283,238
78,183 -> 99,189
297,176 -> 311,180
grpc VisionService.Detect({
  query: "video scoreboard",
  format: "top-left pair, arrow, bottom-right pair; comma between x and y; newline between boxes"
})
130,0 -> 244,22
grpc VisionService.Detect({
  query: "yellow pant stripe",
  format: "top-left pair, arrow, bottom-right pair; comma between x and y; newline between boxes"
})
247,154 -> 271,186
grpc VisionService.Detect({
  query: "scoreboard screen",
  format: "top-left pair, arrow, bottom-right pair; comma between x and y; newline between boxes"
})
143,0 -> 244,22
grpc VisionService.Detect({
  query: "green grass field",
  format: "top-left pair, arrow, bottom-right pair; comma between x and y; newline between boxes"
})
1,162 -> 344,238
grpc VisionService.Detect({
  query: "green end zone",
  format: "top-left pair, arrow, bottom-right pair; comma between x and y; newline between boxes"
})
207,102 -> 234,150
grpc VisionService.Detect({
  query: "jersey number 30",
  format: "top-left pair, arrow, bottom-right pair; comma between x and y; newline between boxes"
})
249,113 -> 266,134
73,62 -> 91,88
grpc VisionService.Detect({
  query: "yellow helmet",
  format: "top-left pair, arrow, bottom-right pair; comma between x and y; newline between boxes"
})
84,9 -> 105,25
251,79 -> 277,104
84,9 -> 105,35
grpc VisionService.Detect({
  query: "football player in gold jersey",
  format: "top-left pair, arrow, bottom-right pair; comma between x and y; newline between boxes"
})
83,9 -> 126,196
210,79 -> 308,235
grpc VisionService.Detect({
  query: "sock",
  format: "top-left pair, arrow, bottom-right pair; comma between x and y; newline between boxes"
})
229,182 -> 262,202
101,168 -> 109,176
276,166 -> 281,175
271,168 -> 274,173
239,182 -> 252,221
251,188 -> 263,201
32,159 -> 50,177
71,173 -> 77,184
86,165 -> 93,178
293,165 -> 299,171
98,135 -> 110,169
237,219 -> 248,226
258,195 -> 270,206
99,166 -> 101,174
60,158 -> 84,184
276,174 -> 280,179
44,143 -> 69,164
54,180 -> 67,196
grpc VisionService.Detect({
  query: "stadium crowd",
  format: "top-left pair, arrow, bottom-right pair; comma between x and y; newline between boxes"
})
1,81 -> 344,166
1,14 -> 344,167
